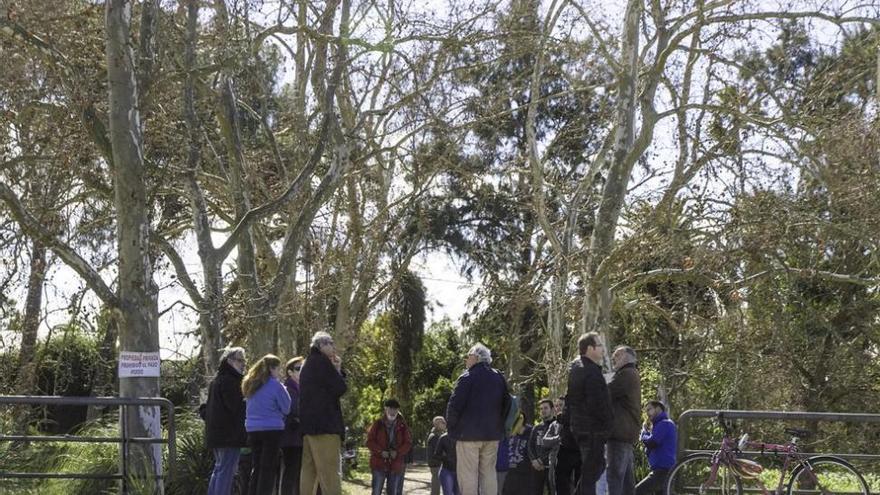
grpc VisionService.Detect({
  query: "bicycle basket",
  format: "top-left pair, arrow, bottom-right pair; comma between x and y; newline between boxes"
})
730,458 -> 764,479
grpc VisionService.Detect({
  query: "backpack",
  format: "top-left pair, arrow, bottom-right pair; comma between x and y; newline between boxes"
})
502,392 -> 520,437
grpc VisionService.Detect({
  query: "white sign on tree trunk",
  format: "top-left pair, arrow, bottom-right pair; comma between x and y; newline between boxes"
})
118,351 -> 161,378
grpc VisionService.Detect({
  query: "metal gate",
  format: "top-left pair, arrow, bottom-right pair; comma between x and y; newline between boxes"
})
0,395 -> 176,493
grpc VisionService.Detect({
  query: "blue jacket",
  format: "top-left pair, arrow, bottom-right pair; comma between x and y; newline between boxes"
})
640,411 -> 677,470
446,362 -> 509,441
245,378 -> 291,432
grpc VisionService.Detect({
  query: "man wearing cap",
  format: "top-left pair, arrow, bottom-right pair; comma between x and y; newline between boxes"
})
366,398 -> 413,495
446,343 -> 511,495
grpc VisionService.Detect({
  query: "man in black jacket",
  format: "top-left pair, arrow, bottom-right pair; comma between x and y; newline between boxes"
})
528,398 -> 557,494
565,332 -> 612,495
299,331 -> 348,495
205,346 -> 248,495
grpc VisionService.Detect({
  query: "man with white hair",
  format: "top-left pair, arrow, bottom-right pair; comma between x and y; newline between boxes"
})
300,331 -> 347,495
606,346 -> 641,495
205,346 -> 247,495
446,343 -> 511,495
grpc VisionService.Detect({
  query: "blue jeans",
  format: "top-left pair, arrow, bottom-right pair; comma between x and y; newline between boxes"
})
371,469 -> 403,495
439,468 -> 460,495
208,448 -> 241,495
605,441 -> 634,495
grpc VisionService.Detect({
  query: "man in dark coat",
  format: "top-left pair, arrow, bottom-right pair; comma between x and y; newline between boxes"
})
446,343 -> 510,495
427,416 -> 447,495
606,346 -> 641,495
565,332 -> 612,495
299,331 -> 348,495
544,397 -> 581,495
528,399 -> 557,494
205,346 -> 248,495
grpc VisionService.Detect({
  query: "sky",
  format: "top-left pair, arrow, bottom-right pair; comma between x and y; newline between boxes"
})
2,0 -> 872,360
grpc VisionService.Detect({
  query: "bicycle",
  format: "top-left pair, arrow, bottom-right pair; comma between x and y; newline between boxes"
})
666,413 -> 870,495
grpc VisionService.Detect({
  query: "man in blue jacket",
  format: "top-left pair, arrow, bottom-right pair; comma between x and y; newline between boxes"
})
636,401 -> 677,495
446,343 -> 510,495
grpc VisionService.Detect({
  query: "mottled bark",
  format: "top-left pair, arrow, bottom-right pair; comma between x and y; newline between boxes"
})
105,0 -> 163,489
183,0 -> 224,376
581,0 -> 642,340
15,241 -> 46,396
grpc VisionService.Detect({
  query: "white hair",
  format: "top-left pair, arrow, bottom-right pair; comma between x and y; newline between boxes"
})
310,331 -> 334,349
614,345 -> 637,364
468,343 -> 492,364
219,346 -> 245,364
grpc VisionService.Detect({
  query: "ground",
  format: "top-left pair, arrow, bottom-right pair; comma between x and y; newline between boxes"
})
343,463 -> 433,495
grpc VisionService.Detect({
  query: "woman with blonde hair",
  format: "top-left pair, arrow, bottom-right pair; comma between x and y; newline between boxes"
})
243,354 -> 291,495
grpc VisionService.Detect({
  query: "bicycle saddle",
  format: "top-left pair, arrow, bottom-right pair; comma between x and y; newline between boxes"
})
784,427 -> 811,438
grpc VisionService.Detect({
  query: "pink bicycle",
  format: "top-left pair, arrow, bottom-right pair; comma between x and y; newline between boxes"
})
666,413 -> 869,495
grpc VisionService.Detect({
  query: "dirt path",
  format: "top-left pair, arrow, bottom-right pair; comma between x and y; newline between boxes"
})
343,463 -> 434,495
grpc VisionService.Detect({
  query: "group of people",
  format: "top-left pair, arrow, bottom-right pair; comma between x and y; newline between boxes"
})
433,334 -> 678,495
203,331 -> 348,495
202,329 -> 678,495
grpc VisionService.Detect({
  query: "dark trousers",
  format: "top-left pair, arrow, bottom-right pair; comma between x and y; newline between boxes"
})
280,446 -> 303,495
248,430 -> 282,495
576,437 -> 606,495
555,448 -> 581,495
533,467 -> 552,495
635,469 -> 669,495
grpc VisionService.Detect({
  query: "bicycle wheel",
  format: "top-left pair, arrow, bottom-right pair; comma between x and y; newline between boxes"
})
666,453 -> 743,495
787,456 -> 869,495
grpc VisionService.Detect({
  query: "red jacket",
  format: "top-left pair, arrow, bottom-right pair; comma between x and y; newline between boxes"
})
366,415 -> 412,473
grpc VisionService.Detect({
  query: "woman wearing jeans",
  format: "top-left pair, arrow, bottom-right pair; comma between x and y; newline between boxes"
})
243,354 -> 291,495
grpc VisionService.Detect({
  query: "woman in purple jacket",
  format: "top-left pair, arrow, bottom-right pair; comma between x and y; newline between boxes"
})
279,356 -> 304,494
242,354 -> 291,495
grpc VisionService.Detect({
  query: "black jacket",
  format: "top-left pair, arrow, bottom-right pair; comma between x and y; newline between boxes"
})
299,346 -> 348,437
565,356 -> 612,439
528,418 -> 555,466
426,430 -> 443,467
205,361 -> 247,449
433,433 -> 457,472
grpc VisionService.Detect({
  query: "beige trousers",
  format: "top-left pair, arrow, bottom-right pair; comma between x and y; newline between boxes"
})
300,434 -> 342,495
456,440 -> 500,495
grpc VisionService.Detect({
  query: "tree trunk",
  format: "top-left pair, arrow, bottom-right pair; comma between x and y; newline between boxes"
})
105,0 -> 163,490
13,241 -> 47,431
581,0 -> 642,358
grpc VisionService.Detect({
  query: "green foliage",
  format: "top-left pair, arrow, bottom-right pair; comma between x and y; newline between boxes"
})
161,357 -> 203,408
345,319 -> 465,446
165,413 -> 213,495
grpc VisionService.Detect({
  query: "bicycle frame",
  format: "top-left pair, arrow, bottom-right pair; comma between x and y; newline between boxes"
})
708,431 -> 822,495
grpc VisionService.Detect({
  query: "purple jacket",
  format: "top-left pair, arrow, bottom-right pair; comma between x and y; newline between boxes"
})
280,378 -> 302,447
